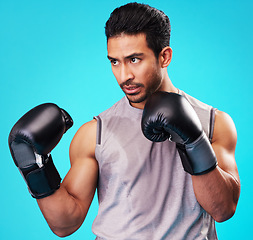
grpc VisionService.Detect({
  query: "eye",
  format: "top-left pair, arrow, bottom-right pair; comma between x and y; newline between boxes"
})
110,59 -> 119,66
131,57 -> 140,63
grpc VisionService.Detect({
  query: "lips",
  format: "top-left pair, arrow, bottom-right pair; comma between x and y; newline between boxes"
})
122,85 -> 141,95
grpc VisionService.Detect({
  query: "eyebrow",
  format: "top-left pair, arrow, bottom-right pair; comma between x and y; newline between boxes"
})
107,53 -> 144,61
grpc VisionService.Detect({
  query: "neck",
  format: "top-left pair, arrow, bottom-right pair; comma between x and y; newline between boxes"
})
157,73 -> 177,94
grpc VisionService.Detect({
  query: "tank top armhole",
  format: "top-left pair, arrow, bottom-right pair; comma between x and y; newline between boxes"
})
94,116 -> 102,145
209,107 -> 216,142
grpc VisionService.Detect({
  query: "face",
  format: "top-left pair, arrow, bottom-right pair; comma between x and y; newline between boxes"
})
107,33 -> 164,109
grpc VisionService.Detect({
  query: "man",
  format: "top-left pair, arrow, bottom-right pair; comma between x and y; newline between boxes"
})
9,3 -> 240,239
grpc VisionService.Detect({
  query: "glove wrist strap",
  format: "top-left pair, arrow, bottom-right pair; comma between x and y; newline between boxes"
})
21,155 -> 61,199
177,132 -> 217,175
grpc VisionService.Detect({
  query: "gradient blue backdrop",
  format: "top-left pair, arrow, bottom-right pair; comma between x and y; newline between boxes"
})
1,0 -> 252,239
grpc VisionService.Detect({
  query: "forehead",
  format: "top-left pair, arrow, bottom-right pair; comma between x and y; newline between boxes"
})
107,33 -> 153,58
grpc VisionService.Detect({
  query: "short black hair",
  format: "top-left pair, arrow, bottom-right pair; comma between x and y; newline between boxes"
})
105,2 -> 171,58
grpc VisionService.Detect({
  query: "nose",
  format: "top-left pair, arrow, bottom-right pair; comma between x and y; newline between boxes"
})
120,64 -> 134,83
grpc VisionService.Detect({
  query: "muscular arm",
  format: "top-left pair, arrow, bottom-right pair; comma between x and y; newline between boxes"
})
37,119 -> 98,237
192,110 -> 240,222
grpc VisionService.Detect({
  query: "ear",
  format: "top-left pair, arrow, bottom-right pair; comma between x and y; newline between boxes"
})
159,47 -> 172,68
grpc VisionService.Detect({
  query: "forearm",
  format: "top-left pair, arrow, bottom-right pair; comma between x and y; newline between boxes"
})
37,185 -> 87,237
192,166 -> 240,222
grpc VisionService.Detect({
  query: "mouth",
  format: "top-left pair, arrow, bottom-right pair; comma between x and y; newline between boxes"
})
122,85 -> 142,95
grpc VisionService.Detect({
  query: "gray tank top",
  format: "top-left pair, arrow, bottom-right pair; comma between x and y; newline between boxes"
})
93,90 -> 217,240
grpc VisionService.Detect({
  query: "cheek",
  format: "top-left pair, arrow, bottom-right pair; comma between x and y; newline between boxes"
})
111,67 -> 120,84
111,67 -> 117,77
145,67 -> 163,94
136,63 -> 156,82
142,64 -> 161,85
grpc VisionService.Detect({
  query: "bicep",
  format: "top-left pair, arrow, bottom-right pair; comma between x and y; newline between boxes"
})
62,119 -> 98,209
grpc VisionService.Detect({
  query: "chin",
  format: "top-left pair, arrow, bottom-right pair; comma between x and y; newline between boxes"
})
127,93 -> 148,104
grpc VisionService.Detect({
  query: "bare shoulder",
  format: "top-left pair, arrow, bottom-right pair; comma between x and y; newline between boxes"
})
69,119 -> 97,165
212,110 -> 237,149
212,110 -> 239,179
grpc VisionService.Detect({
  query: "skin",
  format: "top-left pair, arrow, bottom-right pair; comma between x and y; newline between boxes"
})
107,33 -> 177,109
37,33 -> 240,237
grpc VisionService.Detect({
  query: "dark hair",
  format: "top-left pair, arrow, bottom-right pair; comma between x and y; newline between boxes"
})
105,2 -> 171,58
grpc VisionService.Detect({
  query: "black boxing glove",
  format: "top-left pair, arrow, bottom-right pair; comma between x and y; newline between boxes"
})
8,103 -> 73,198
141,91 -> 217,175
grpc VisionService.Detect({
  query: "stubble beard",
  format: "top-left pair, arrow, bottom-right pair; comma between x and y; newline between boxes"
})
124,73 -> 163,105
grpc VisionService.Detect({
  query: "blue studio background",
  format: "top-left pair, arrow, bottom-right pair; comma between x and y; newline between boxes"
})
1,0 -> 252,239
